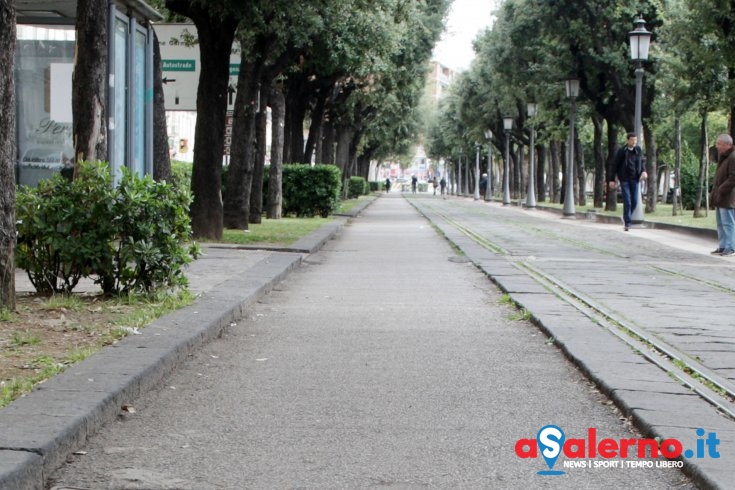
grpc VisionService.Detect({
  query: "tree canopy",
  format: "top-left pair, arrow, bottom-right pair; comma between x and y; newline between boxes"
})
426,0 -> 735,215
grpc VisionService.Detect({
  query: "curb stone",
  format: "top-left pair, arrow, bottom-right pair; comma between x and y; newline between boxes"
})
0,196 -> 376,490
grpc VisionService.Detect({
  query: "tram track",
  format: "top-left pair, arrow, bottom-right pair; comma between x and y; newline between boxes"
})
415,199 -> 735,422
513,259 -> 735,421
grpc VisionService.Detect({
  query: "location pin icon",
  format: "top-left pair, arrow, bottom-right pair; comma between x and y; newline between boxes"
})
537,425 -> 565,471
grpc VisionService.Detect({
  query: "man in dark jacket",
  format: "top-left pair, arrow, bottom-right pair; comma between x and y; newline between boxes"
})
710,134 -> 735,256
609,132 -> 647,231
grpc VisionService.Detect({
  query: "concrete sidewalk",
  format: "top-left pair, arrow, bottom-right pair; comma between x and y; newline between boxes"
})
0,193 -> 724,489
0,201 -> 372,490
44,194 -> 694,490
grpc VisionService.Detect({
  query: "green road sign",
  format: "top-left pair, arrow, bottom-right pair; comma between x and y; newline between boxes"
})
162,59 -> 196,71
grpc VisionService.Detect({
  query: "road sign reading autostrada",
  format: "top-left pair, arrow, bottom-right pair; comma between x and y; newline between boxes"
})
162,59 -> 196,71
155,24 -> 241,111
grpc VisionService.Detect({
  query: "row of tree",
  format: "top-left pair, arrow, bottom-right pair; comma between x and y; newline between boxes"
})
156,0 -> 450,239
0,0 -> 452,306
426,0 -> 735,216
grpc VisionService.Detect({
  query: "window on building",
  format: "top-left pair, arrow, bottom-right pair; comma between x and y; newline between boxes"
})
14,25 -> 75,186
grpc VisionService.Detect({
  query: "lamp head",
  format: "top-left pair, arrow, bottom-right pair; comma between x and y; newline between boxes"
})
629,16 -> 652,61
527,102 -> 538,117
565,78 -> 580,98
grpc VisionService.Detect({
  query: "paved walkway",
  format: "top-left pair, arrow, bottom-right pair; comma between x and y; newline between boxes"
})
0,194 -> 728,488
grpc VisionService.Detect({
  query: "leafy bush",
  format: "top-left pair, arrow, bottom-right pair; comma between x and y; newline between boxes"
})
97,169 -> 199,294
347,176 -> 367,198
679,157 -> 714,210
16,162 -> 199,296
170,160 -> 193,193
282,164 -> 341,217
16,162 -> 116,295
368,181 -> 381,192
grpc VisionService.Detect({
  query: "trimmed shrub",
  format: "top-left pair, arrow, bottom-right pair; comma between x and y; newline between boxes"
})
97,169 -> 199,294
282,164 -> 341,217
348,176 -> 367,198
16,162 -> 116,295
16,162 -> 199,295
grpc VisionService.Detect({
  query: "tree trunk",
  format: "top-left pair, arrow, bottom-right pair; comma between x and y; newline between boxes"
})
73,0 -> 108,170
304,92 -> 327,165
550,140 -> 561,203
592,114 -> 604,208
267,82 -> 285,219
644,124 -> 657,213
335,126 -> 353,176
0,0 -> 16,309
223,60 -> 259,230
694,110 -> 708,218
673,116 -> 682,216
320,120 -> 335,165
536,144 -> 546,202
575,134 -> 585,207
166,1 -> 240,240
152,29 -> 171,183
464,153 -> 471,195
357,154 -> 371,180
348,129 -> 362,179
285,75 -> 309,163
514,144 -> 522,200
249,86 -> 268,224
605,123 -> 619,211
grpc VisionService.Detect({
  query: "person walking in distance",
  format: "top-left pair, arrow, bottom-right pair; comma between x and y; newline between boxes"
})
710,134 -> 735,256
609,132 -> 647,231
440,176 -> 447,199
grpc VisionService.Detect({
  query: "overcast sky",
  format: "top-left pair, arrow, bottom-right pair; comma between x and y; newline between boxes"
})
432,0 -> 497,72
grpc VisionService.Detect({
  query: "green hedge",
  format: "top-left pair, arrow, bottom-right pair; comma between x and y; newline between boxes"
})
16,161 -> 199,295
282,164 -> 342,217
348,176 -> 368,198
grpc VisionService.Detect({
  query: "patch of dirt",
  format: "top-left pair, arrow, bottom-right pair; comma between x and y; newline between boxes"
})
0,293 -> 139,399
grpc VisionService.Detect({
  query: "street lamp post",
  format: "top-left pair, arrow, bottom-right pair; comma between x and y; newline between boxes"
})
474,142 -> 481,200
484,129 -> 493,201
503,117 -> 513,205
563,78 -> 579,218
526,102 -> 538,209
629,16 -> 652,224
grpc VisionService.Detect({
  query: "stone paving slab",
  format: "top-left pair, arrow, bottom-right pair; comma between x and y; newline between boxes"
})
408,196 -> 735,489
